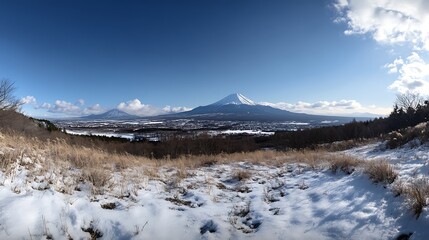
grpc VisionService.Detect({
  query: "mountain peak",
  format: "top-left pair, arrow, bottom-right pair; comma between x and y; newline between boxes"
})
211,93 -> 256,106
103,109 -> 131,117
81,109 -> 138,120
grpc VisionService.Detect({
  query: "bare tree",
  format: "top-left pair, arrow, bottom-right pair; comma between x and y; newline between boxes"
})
0,79 -> 21,112
395,93 -> 423,111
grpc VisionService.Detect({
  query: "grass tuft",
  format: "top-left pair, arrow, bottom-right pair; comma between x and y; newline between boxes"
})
365,159 -> 398,184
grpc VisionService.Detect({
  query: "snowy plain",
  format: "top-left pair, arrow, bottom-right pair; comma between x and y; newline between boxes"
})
0,139 -> 428,239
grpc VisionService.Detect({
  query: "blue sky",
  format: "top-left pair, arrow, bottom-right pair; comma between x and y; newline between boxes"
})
2,0 -> 429,117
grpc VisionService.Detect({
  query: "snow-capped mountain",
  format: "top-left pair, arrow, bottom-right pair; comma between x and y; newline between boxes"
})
80,109 -> 139,120
210,93 -> 256,106
156,93 -> 363,122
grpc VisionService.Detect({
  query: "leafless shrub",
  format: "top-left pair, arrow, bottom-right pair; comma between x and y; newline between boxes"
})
404,178 -> 429,219
83,168 -> 111,194
0,150 -> 18,171
329,155 -> 362,174
263,188 -> 279,203
365,159 -> 398,184
233,170 -> 252,181
391,179 -> 407,197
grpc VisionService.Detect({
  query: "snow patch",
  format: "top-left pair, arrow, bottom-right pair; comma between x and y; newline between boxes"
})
211,93 -> 256,106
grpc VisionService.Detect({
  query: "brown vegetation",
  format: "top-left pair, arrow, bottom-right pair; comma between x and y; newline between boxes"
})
401,178 -> 429,219
328,154 -> 362,174
364,159 -> 398,184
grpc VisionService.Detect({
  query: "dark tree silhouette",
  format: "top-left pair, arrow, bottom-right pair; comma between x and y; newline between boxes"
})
0,79 -> 20,112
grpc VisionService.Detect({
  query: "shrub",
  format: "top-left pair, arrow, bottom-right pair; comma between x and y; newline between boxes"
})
386,131 -> 404,149
233,170 -> 252,181
0,150 -> 18,171
83,168 -> 111,194
365,159 -> 397,184
329,155 -> 361,174
386,122 -> 428,149
405,178 -> 429,219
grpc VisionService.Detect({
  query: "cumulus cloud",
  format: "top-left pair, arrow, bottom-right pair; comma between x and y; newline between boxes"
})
335,0 -> 429,95
117,99 -> 193,116
25,96 -> 192,117
36,102 -> 52,109
117,99 -> 163,116
20,96 -> 36,105
259,99 -> 390,116
33,99 -> 104,116
162,105 -> 192,113
387,52 -> 429,94
77,99 -> 85,106
335,0 -> 429,50
385,58 -> 405,74
83,104 -> 105,115
48,100 -> 81,115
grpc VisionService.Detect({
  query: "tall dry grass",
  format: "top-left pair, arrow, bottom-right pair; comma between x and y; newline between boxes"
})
364,159 -> 398,184
392,177 -> 429,219
1,130 -> 366,174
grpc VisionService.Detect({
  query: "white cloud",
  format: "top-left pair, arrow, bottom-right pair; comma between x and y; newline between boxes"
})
385,58 -> 404,74
260,99 -> 390,116
335,0 -> 429,51
48,100 -> 81,115
32,100 -> 105,116
162,105 -> 192,113
335,0 -> 429,95
387,52 -> 429,95
117,99 -> 163,116
25,97 -> 192,117
83,104 -> 105,115
36,102 -> 52,109
117,99 -> 192,116
77,99 -> 85,106
20,96 -> 36,105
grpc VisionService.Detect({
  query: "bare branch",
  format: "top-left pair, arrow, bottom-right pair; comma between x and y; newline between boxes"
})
395,93 -> 423,111
0,79 -> 21,112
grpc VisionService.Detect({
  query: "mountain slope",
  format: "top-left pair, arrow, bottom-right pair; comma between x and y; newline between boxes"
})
210,93 -> 256,106
80,109 -> 138,120
156,93 -> 364,122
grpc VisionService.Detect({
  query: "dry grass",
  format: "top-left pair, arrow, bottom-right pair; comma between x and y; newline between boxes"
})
0,130 -> 363,175
233,170 -> 252,182
392,179 -> 407,197
4,129 -> 429,220
0,130 -> 378,196
0,149 -> 19,171
404,178 -> 429,219
83,168 -> 111,194
329,154 -> 362,174
317,139 -> 371,152
365,159 -> 398,184
389,177 -> 429,219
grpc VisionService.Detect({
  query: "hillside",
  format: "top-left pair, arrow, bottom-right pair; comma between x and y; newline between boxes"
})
1,128 -> 429,239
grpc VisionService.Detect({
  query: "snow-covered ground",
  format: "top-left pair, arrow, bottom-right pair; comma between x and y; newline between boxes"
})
65,129 -> 136,140
1,139 -> 428,239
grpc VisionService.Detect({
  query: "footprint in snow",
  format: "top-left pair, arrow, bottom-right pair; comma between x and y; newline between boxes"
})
200,220 -> 217,234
